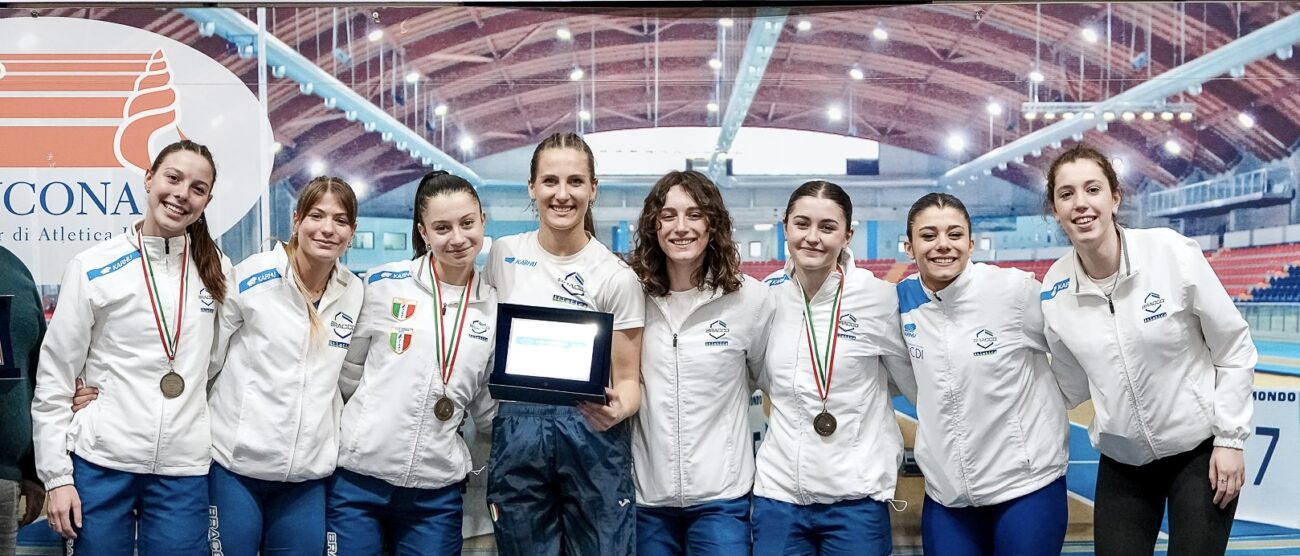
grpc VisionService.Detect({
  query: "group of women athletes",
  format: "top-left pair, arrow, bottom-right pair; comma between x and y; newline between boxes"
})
28,133 -> 1255,556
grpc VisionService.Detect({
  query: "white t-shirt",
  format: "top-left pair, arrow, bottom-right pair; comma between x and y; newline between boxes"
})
664,287 -> 707,331
485,230 -> 645,331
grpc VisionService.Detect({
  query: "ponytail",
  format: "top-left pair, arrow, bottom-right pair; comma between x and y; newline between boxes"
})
149,140 -> 226,302
584,205 -> 596,237
186,214 -> 227,302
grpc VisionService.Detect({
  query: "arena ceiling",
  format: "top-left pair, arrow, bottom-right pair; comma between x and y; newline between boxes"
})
8,2 -> 1300,197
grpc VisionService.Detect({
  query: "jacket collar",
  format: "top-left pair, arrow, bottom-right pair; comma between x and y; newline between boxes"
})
274,242 -> 356,309
926,259 -> 975,302
1069,224 -> 1138,297
785,247 -> 858,302
410,253 -> 490,304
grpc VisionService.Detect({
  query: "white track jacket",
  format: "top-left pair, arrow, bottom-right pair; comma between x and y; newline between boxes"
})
896,262 -> 1071,507
337,255 -> 498,489
208,244 -> 363,482
33,231 -> 231,488
1041,226 -> 1256,465
632,275 -> 773,507
755,253 -> 915,505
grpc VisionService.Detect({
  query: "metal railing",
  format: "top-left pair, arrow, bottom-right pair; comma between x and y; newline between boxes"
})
1147,168 -> 1287,214
1238,303 -> 1300,340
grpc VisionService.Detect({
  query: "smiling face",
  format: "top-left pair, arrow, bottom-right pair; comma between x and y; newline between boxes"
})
292,192 -> 355,264
529,147 -> 596,234
905,205 -> 973,292
142,150 -> 215,237
784,196 -> 853,277
656,184 -> 711,276
417,190 -> 485,271
1050,158 -> 1122,247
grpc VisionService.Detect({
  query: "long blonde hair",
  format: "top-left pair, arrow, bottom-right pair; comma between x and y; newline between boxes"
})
285,176 -> 358,339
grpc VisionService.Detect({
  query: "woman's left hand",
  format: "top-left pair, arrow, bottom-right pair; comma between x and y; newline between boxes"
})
578,388 -> 627,432
1209,446 -> 1245,509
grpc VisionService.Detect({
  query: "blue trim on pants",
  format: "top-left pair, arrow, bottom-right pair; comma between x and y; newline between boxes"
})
487,402 -> 635,556
325,468 -> 462,556
921,476 -> 1067,556
751,495 -> 892,556
207,463 -> 325,555
70,454 -> 208,556
636,497 -> 750,556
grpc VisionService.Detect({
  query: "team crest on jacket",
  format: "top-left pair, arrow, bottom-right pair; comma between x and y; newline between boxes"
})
469,319 -> 490,341
837,314 -> 859,340
199,288 -> 215,313
973,328 -> 997,356
1142,292 -> 1168,323
329,312 -> 355,348
391,297 -> 417,320
389,327 -> 414,354
706,320 -> 730,347
903,322 -> 918,338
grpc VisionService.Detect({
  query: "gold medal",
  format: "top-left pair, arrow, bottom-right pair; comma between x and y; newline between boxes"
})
160,371 -> 185,399
814,410 -> 837,437
434,396 -> 455,421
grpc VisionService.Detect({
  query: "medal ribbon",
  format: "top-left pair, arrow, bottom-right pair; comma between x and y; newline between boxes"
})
801,265 -> 844,402
136,230 -> 188,369
429,257 -> 474,389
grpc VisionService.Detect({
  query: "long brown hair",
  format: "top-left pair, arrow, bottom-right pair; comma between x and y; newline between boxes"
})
148,140 -> 226,302
411,170 -> 481,258
529,132 -> 597,236
630,170 -> 742,297
285,176 -> 358,338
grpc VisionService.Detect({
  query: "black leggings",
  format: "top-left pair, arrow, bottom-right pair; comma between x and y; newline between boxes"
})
1094,437 -> 1237,556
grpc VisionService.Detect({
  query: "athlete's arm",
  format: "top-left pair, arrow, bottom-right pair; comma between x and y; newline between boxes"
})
578,327 -> 643,431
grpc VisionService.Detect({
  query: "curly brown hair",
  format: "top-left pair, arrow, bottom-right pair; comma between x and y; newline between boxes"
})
630,170 -> 742,297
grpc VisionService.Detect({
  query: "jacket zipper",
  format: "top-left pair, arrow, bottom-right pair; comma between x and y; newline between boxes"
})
673,332 -> 684,507
284,281 -> 313,482
150,247 -> 175,472
1108,297 -> 1158,454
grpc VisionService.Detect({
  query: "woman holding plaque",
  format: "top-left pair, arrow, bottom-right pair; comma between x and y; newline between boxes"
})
895,192 -> 1074,555
1040,145 -> 1255,554
32,140 -> 232,551
627,170 -> 773,555
484,132 -> 645,556
326,170 -> 498,554
752,180 -> 914,556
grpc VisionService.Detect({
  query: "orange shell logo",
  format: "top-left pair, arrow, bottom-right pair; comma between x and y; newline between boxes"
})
0,49 -> 182,173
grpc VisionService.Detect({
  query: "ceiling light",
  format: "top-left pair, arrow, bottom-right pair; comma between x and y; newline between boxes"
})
706,101 -> 720,112
718,18 -> 734,28
848,67 -> 865,80
1160,111 -> 1174,121
1081,27 -> 1099,43
1024,112 -> 1038,120
1061,112 -> 1075,120
368,30 -> 384,43
946,133 -> 966,153
569,67 -> 584,81
796,20 -> 812,32
1043,112 -> 1057,120
1141,111 -> 1155,121
556,27 -> 572,41
270,141 -> 283,154
1102,111 -> 1116,121
708,58 -> 722,71
309,160 -> 326,176
578,109 -> 591,121
986,101 -> 1003,116
1237,112 -> 1256,129
1178,112 -> 1194,122
434,104 -> 448,116
1164,139 -> 1182,155
827,106 -> 843,121
1028,70 -> 1045,83
459,136 -> 475,151
872,26 -> 889,41
350,179 -> 369,198
405,71 -> 420,83
1121,111 -> 1136,121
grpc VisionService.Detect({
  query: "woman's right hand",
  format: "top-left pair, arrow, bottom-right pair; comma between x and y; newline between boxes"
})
46,485 -> 82,539
71,378 -> 99,412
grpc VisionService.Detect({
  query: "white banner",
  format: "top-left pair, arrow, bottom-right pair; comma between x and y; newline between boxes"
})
1238,389 -> 1300,528
0,17 -> 270,284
